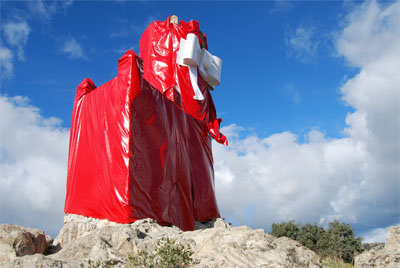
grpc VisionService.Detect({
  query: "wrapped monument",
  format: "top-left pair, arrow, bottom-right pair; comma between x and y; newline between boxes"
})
64,16 -> 226,231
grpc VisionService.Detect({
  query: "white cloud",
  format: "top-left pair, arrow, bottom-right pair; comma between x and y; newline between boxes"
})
213,128 -> 370,227
0,46 -> 13,80
362,226 -> 389,243
0,96 -> 69,237
214,0 -> 399,241
28,0 -> 73,20
1,20 -> 31,80
60,38 -> 87,60
2,21 -> 31,60
337,0 -> 399,68
285,25 -> 319,63
28,1 -> 57,20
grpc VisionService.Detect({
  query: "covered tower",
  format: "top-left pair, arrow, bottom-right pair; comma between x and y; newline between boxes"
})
64,16 -> 226,231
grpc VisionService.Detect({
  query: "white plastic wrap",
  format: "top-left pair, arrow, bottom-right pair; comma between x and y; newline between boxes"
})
177,33 -> 222,87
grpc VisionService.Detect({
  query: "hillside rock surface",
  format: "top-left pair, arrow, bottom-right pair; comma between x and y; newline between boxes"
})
1,214 -> 322,268
385,226 -> 400,252
355,226 -> 400,268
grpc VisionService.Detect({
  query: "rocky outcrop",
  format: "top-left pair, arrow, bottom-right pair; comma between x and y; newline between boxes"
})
0,224 -> 47,263
53,213 -> 122,248
2,254 -> 78,268
385,226 -> 400,252
355,226 -> 400,268
2,215 -> 322,268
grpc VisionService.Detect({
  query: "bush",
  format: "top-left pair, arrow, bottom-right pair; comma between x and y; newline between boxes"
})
270,220 -> 363,264
325,221 -> 363,263
271,220 -> 300,241
128,237 -> 200,268
297,223 -> 325,253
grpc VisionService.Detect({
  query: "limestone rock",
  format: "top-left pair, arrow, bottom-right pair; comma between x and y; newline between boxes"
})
45,235 -> 53,248
53,216 -> 321,267
355,225 -> 400,268
354,249 -> 400,268
0,224 -> 47,263
2,216 -> 323,267
185,225 -> 322,268
52,225 -> 140,264
53,213 -> 122,248
385,226 -> 400,251
3,254 -> 79,268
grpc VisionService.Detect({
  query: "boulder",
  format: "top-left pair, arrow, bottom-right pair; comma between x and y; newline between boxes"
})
355,225 -> 400,268
0,224 -> 47,263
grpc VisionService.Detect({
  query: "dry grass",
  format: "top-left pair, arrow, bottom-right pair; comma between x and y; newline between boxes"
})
322,258 -> 354,268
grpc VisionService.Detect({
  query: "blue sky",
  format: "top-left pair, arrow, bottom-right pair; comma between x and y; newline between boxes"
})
2,0 -> 353,136
1,0 -> 399,242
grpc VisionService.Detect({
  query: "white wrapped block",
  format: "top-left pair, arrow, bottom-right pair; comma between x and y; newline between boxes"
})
200,49 -> 222,86
177,33 -> 222,87
176,33 -> 202,67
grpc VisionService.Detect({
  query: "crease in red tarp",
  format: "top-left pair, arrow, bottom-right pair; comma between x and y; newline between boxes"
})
65,50 -> 221,231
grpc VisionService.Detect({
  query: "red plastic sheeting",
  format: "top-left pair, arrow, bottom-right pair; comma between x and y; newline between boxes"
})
65,51 -> 220,231
140,17 -> 227,145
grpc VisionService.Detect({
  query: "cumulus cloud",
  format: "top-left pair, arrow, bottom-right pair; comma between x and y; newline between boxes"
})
285,25 -> 319,63
0,96 -> 69,237
60,38 -> 87,60
214,0 -> 399,241
0,47 -> 13,80
2,21 -> 31,60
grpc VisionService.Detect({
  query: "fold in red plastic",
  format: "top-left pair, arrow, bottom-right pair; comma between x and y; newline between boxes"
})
140,17 -> 227,145
65,51 -> 220,230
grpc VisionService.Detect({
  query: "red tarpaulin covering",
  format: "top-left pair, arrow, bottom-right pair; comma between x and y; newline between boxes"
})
140,17 -> 227,145
64,18 -> 226,231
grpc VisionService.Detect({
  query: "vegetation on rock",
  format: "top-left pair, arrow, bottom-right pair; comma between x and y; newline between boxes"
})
127,237 -> 199,268
80,237 -> 199,268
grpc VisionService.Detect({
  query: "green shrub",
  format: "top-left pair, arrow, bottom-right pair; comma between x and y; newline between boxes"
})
271,220 -> 300,241
297,223 -> 325,253
325,221 -> 363,263
128,237 -> 200,268
270,220 -> 363,264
